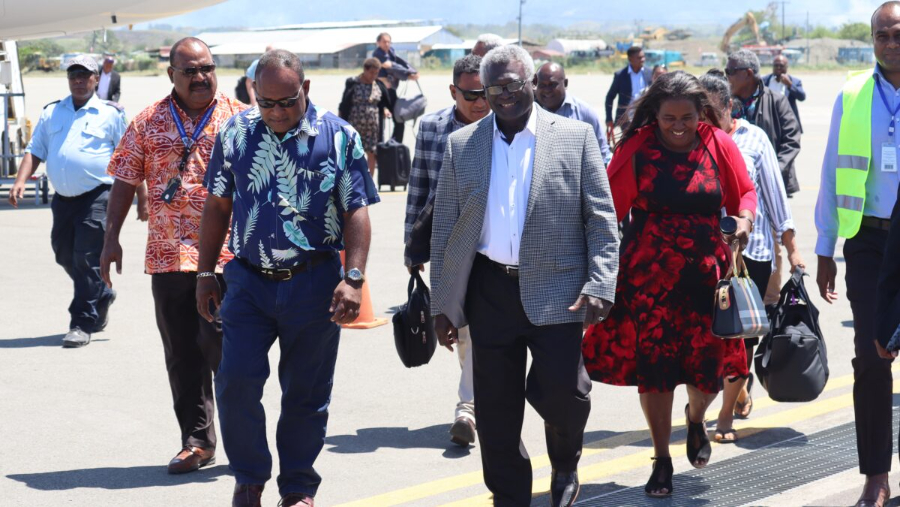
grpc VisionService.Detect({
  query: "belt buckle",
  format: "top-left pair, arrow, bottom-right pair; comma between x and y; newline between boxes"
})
275,268 -> 293,281
504,265 -> 518,276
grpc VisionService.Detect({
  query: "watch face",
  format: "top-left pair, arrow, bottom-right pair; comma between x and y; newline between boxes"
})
347,268 -> 363,281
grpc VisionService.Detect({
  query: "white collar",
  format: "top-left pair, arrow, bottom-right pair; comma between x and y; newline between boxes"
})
492,106 -> 537,142
629,65 -> 643,76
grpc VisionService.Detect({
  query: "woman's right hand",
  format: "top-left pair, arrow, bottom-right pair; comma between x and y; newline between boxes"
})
722,216 -> 752,251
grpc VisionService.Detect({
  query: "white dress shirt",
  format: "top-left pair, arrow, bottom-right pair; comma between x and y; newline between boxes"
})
767,77 -> 787,96
477,108 -> 537,266
97,71 -> 112,100
629,65 -> 647,100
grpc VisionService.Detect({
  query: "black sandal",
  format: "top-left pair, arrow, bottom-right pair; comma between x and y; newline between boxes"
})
734,374 -> 754,419
685,404 -> 711,469
644,456 -> 674,498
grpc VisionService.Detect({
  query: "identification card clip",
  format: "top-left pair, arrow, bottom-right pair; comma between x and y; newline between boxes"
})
162,176 -> 182,204
882,142 -> 897,173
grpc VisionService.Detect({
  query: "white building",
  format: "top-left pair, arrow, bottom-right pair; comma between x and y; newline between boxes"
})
545,38 -> 608,57
197,20 -> 463,70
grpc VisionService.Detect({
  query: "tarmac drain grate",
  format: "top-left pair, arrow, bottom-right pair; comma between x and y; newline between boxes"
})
575,408 -> 899,507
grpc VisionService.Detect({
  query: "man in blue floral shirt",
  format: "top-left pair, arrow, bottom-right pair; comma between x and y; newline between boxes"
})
195,50 -> 379,507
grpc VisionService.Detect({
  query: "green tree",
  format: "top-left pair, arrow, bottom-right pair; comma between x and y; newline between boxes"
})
838,22 -> 871,42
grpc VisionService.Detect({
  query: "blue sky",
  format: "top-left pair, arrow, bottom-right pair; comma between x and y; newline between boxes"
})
142,0 -> 880,31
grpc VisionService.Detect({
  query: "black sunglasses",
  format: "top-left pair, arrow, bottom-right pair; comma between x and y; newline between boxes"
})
67,69 -> 94,80
455,86 -> 486,101
486,80 -> 528,96
256,91 -> 303,109
724,67 -> 750,76
170,64 -> 217,77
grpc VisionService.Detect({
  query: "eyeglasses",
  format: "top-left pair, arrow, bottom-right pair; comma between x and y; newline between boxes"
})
256,91 -> 303,109
724,67 -> 750,76
455,87 -> 486,101
67,69 -> 94,80
485,80 -> 528,96
170,64 -> 217,77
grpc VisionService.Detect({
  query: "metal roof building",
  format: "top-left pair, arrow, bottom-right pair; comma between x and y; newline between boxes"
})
196,21 -> 463,70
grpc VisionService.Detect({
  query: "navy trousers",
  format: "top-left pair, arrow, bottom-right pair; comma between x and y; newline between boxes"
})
216,256 -> 342,497
50,184 -> 115,332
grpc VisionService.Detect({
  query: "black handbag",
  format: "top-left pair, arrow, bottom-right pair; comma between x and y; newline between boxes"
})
392,271 -> 437,368
712,248 -> 770,339
754,268 -> 829,402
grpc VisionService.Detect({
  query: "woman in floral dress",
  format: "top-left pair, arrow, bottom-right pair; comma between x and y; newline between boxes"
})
581,72 -> 757,498
339,58 -> 392,177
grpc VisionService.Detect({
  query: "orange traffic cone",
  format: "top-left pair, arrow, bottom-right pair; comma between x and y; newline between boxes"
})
339,251 -> 388,329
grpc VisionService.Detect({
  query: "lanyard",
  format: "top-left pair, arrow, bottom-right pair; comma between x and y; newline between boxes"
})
875,74 -> 900,137
168,99 -> 216,170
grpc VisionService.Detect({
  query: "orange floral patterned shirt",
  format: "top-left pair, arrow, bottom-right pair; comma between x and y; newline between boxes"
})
108,91 -> 248,274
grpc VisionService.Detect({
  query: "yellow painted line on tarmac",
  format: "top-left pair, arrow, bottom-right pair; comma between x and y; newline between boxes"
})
441,376 -> 900,507
335,364 -> 898,507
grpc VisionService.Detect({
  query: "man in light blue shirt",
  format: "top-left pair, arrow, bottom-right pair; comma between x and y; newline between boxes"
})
7,55 -> 126,348
814,4 -> 900,505
534,62 -> 612,164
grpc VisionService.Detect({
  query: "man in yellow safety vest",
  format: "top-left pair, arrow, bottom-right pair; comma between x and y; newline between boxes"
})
815,3 -> 900,506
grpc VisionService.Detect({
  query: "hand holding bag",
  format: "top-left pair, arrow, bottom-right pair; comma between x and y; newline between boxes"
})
711,246 -> 770,339
391,271 -> 437,368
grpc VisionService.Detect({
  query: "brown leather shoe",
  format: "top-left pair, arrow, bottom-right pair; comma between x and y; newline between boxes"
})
233,483 -> 264,507
279,493 -> 314,507
167,446 -> 215,474
855,473 -> 890,507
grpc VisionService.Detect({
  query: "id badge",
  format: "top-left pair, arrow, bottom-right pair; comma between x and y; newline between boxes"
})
161,176 -> 182,204
882,142 -> 898,173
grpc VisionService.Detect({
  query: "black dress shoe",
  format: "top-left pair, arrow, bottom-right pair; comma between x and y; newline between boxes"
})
550,470 -> 580,507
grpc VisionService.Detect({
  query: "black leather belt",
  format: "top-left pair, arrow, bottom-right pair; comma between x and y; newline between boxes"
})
862,216 -> 892,232
239,252 -> 335,281
478,254 -> 519,278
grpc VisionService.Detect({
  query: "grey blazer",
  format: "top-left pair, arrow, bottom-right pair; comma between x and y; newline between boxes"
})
430,107 -> 619,328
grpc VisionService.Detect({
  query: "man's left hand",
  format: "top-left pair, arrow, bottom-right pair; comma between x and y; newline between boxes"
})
569,295 -> 613,330
330,280 -> 362,324
874,339 -> 897,360
778,74 -> 792,87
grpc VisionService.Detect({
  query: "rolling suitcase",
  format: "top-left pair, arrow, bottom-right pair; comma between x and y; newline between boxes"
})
376,139 -> 410,191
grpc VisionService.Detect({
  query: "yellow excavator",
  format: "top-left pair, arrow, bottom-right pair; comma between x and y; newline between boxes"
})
720,11 -> 762,53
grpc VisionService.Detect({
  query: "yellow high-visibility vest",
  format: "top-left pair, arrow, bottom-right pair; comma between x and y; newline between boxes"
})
836,70 -> 875,238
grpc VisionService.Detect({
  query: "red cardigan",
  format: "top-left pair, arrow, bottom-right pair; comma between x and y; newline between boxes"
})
607,122 -> 757,222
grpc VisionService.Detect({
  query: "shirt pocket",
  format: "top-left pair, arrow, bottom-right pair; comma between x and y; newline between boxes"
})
80,125 -> 110,153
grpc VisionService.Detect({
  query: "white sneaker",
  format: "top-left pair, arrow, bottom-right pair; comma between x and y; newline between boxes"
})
62,327 -> 91,348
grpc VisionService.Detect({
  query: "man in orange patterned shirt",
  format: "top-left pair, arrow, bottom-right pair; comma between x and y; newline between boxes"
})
100,37 -> 248,475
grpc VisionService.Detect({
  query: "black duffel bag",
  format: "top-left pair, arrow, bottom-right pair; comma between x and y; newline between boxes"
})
754,268 -> 829,402
392,271 -> 437,368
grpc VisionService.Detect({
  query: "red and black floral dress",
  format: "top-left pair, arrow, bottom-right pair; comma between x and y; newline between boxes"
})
582,130 -> 748,394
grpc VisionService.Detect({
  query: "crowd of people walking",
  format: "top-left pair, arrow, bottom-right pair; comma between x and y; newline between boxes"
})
9,2 -> 900,506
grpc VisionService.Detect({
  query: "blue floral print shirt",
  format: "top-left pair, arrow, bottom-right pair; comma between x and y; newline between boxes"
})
205,101 -> 380,268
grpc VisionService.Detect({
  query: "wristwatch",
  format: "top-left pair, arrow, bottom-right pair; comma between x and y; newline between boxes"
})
345,268 -> 365,284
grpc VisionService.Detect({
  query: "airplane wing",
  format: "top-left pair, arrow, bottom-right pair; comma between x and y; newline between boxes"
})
0,0 -> 226,41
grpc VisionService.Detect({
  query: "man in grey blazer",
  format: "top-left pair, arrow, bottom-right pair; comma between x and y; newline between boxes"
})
430,45 -> 619,507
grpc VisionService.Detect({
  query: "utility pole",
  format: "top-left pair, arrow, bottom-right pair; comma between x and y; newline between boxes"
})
780,1 -> 789,41
518,0 -> 526,46
806,11 -> 810,64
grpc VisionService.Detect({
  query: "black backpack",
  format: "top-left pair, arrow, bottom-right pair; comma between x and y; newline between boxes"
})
754,268 -> 829,402
235,76 -> 251,105
392,272 -> 437,368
